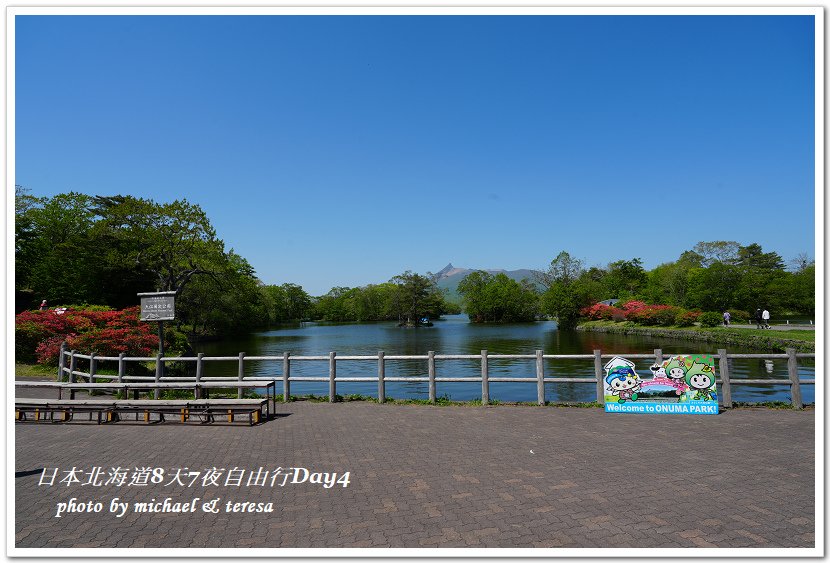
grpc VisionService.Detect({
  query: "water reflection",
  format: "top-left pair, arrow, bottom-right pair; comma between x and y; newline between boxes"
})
191,315 -> 814,404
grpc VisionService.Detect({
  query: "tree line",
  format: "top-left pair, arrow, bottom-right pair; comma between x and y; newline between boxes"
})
14,189 -> 460,337
16,189 -> 814,335
538,243 -> 814,329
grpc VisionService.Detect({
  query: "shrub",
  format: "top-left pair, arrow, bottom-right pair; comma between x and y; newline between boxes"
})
15,306 -> 161,365
626,304 -> 680,327
699,312 -> 722,327
580,303 -> 626,321
729,309 -> 750,323
674,310 -> 699,327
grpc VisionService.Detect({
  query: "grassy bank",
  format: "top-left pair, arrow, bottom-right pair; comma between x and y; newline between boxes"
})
576,321 -> 815,352
14,362 -> 57,379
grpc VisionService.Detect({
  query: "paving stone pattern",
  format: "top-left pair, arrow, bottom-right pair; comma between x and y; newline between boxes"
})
15,401 -> 815,549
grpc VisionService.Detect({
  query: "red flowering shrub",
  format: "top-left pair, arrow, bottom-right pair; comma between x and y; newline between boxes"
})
619,301 -> 648,313
580,303 -> 627,321
15,306 -> 159,365
626,305 -> 681,326
33,335 -> 68,365
674,310 -> 700,327
582,300 -> 700,327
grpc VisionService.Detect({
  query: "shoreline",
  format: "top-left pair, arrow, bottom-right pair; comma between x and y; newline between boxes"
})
576,322 -> 815,352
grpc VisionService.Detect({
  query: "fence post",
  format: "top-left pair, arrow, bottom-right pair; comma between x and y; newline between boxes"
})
68,350 -> 77,384
536,350 -> 545,405
154,353 -> 162,400
194,353 -> 203,399
378,351 -> 386,403
654,348 -> 663,366
329,352 -> 337,403
717,349 -> 732,408
594,349 -> 604,404
117,353 -> 126,384
283,352 -> 291,403
237,352 -> 246,399
481,350 -> 489,405
428,351 -> 436,404
57,342 -> 67,381
68,350 -> 77,399
787,348 -> 802,409
89,353 -> 97,383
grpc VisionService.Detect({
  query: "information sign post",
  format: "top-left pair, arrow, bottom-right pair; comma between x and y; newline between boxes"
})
138,291 -> 177,376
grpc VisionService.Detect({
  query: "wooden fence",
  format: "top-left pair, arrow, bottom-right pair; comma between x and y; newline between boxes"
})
57,344 -> 815,409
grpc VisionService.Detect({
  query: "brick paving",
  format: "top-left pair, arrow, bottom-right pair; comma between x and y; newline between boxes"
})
14,398 -> 815,550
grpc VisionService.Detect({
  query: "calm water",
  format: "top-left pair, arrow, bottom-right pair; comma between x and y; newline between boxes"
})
193,315 -> 815,404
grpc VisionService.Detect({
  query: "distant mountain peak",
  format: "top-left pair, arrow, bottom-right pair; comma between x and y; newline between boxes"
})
436,263 -> 456,279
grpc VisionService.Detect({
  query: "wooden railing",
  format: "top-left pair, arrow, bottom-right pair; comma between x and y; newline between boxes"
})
57,344 -> 815,409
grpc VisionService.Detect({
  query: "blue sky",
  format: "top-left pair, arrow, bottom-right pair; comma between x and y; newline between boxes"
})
15,15 -> 816,296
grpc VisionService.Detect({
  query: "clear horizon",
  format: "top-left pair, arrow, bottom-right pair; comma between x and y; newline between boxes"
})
14,14 -> 817,296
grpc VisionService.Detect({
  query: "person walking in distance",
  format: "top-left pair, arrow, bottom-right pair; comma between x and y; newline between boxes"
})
762,308 -> 771,329
723,311 -> 731,327
39,299 -> 47,311
755,308 -> 763,329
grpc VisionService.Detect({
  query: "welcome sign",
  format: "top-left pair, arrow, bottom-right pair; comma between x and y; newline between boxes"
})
604,354 -> 718,415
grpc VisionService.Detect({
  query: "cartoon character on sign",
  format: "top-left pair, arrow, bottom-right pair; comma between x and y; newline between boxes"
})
663,356 -> 690,395
685,361 -> 716,401
605,366 -> 641,403
649,362 -> 667,379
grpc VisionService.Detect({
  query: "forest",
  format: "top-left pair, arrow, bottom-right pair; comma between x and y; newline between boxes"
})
16,189 -> 815,339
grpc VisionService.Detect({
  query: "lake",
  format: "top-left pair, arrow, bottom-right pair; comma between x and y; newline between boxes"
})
193,315 -> 814,404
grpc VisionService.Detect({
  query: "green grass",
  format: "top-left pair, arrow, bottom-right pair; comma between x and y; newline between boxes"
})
694,327 -> 815,342
15,362 -> 56,379
578,320 -> 815,349
730,401 -> 812,410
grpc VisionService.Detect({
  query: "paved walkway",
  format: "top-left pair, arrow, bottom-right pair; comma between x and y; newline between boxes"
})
729,323 -> 814,331
14,399 -> 815,550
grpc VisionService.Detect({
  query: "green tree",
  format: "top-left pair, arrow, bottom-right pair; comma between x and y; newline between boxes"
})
602,258 -> 648,300
537,252 -> 591,330
736,243 -> 785,271
684,262 -> 742,312
262,283 -> 313,322
18,192 -> 101,305
458,271 -> 538,323
692,241 -> 740,266
390,271 -> 443,325
95,196 -> 225,293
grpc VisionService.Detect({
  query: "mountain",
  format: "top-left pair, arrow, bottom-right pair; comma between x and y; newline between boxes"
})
434,263 -> 542,304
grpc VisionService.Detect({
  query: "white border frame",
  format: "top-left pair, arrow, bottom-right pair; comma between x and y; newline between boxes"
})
5,4 -> 824,559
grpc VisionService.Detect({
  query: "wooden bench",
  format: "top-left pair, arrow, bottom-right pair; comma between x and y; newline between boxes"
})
111,399 -> 268,425
15,399 -> 118,424
14,398 -> 268,426
19,381 -> 275,417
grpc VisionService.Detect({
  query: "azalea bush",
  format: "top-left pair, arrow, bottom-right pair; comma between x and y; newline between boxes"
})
15,306 -> 159,365
625,304 -> 681,327
580,303 -> 626,321
580,300 -> 706,328
674,310 -> 700,327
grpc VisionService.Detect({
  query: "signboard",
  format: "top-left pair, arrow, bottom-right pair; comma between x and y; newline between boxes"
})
139,292 -> 176,321
604,354 -> 718,415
